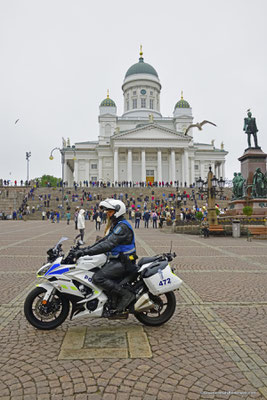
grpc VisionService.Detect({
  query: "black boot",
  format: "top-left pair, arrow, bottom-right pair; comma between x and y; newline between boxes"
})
116,288 -> 135,313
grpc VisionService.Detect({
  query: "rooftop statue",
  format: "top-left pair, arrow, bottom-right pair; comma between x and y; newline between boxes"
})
243,109 -> 259,148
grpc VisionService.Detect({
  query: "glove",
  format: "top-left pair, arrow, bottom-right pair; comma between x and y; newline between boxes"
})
74,249 -> 85,259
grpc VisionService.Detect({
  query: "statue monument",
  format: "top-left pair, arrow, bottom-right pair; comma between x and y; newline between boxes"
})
228,110 -> 267,216
243,109 -> 259,148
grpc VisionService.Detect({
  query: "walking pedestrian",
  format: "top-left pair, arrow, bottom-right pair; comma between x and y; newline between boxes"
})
152,211 -> 158,229
75,209 -> 85,243
134,209 -> 141,229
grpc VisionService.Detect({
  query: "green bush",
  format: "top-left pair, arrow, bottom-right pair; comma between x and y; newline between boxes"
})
195,211 -> 203,221
243,206 -> 253,216
36,175 -> 61,187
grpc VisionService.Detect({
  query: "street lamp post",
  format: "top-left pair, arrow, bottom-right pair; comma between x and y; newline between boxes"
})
26,152 -> 31,184
196,166 -> 225,225
49,141 -> 76,219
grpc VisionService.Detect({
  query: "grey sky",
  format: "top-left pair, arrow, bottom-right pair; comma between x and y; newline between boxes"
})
1,0 -> 267,182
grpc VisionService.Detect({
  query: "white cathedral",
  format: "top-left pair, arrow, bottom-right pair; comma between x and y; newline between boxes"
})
63,48 -> 227,186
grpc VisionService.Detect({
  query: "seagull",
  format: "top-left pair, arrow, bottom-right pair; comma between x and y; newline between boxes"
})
185,120 -> 217,135
15,119 -> 19,124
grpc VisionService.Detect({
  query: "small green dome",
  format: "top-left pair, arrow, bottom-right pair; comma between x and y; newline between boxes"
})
175,92 -> 190,109
100,92 -> 116,107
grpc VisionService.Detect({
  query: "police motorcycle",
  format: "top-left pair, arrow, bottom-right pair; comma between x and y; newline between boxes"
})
24,237 -> 183,330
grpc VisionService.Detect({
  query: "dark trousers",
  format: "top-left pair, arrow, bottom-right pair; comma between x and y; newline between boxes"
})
144,220 -> 149,228
75,228 -> 84,242
153,219 -> 157,228
92,259 -> 128,291
135,218 -> 140,228
96,221 -> 101,230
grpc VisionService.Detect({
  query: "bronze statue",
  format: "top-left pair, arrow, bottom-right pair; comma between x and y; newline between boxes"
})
243,109 -> 259,148
252,168 -> 265,197
232,172 -> 246,199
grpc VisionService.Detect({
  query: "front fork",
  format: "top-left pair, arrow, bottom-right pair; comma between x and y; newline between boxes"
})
37,282 -> 56,303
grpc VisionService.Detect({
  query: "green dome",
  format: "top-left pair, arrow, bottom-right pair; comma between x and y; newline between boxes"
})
175,93 -> 190,109
125,56 -> 158,78
100,97 -> 116,107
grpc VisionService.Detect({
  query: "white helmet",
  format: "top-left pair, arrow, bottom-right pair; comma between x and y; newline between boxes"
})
99,198 -> 126,218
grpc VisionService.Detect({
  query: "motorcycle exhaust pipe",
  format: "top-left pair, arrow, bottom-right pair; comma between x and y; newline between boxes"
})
134,293 -> 155,312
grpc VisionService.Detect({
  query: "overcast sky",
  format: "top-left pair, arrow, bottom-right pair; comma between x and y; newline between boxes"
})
1,0 -> 267,183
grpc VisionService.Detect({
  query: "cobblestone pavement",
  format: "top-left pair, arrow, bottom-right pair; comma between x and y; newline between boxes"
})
0,220 -> 267,399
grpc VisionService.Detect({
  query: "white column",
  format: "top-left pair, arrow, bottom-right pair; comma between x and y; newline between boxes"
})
74,160 -> 79,183
171,150 -> 175,184
157,149 -> 162,183
114,148 -> 118,183
218,163 -> 222,179
184,150 -> 189,186
222,161 -> 225,179
181,152 -> 185,186
127,149 -> 132,182
64,161 -> 69,187
200,162 -> 205,180
141,150 -> 146,182
85,160 -> 89,182
168,153 -> 172,183
98,157 -> 103,181
190,158 -> 195,185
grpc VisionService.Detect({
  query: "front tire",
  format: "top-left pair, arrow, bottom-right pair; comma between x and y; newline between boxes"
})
24,287 -> 70,330
134,291 -> 176,326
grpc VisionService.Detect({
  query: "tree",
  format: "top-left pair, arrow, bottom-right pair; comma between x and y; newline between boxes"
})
195,211 -> 203,221
36,175 -> 61,187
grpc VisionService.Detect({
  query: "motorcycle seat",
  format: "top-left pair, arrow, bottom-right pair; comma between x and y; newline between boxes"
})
138,256 -> 159,267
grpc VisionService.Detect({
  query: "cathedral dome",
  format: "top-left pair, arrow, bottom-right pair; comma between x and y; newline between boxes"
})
125,47 -> 158,78
175,92 -> 190,109
100,90 -> 116,107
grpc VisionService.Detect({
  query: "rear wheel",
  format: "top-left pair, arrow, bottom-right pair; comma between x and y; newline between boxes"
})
24,287 -> 70,330
134,291 -> 176,326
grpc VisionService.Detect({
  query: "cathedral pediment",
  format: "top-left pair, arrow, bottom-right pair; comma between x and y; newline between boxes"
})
112,123 -> 189,141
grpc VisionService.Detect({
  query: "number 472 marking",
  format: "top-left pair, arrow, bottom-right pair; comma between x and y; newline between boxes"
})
159,278 -> 171,286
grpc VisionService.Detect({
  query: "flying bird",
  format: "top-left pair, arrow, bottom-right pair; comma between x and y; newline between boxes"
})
185,120 -> 217,135
15,119 -> 19,124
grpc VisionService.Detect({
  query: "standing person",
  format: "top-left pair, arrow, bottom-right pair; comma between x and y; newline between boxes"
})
96,211 -> 101,230
152,211 -> 158,229
74,199 -> 136,313
66,210 -> 71,225
75,209 -> 85,244
74,208 -> 79,230
144,210 -> 150,228
56,211 -> 60,223
134,209 -> 141,229
42,211 -> 46,221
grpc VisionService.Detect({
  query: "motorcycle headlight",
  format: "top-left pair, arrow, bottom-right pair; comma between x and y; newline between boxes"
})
37,263 -> 51,277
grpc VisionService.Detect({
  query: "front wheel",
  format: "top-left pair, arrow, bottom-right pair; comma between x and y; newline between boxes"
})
24,287 -> 70,330
134,291 -> 176,326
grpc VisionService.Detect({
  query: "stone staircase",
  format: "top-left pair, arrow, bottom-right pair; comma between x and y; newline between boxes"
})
0,185 -> 233,220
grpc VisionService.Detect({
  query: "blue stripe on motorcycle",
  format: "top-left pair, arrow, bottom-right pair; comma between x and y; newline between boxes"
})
47,267 -> 69,275
45,263 -> 61,276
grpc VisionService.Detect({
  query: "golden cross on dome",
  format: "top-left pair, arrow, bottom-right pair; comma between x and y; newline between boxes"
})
181,90 -> 184,100
140,45 -> 143,57
107,89 -> 109,99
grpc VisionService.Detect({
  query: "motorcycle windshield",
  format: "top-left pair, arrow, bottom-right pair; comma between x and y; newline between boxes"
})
53,237 -> 69,250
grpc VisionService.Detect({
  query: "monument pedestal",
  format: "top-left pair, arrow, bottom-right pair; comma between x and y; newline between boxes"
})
228,148 -> 267,217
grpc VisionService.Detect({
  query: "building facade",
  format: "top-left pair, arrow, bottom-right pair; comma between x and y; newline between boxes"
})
64,48 -> 227,186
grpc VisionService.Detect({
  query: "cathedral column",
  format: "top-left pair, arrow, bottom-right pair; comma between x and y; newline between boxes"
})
85,160 -> 89,182
74,160 -> 79,184
222,161 -> 225,179
190,158 -> 195,185
181,152 -> 185,186
141,150 -> 146,182
114,148 -> 119,183
171,150 -> 176,184
127,149 -> 132,183
98,157 -> 103,182
157,149 -> 162,183
184,150 -> 189,186
200,162 -> 205,180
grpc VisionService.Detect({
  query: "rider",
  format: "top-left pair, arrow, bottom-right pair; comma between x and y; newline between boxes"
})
75,198 -> 136,313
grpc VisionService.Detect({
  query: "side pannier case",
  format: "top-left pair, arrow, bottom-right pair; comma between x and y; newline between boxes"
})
141,260 -> 183,295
